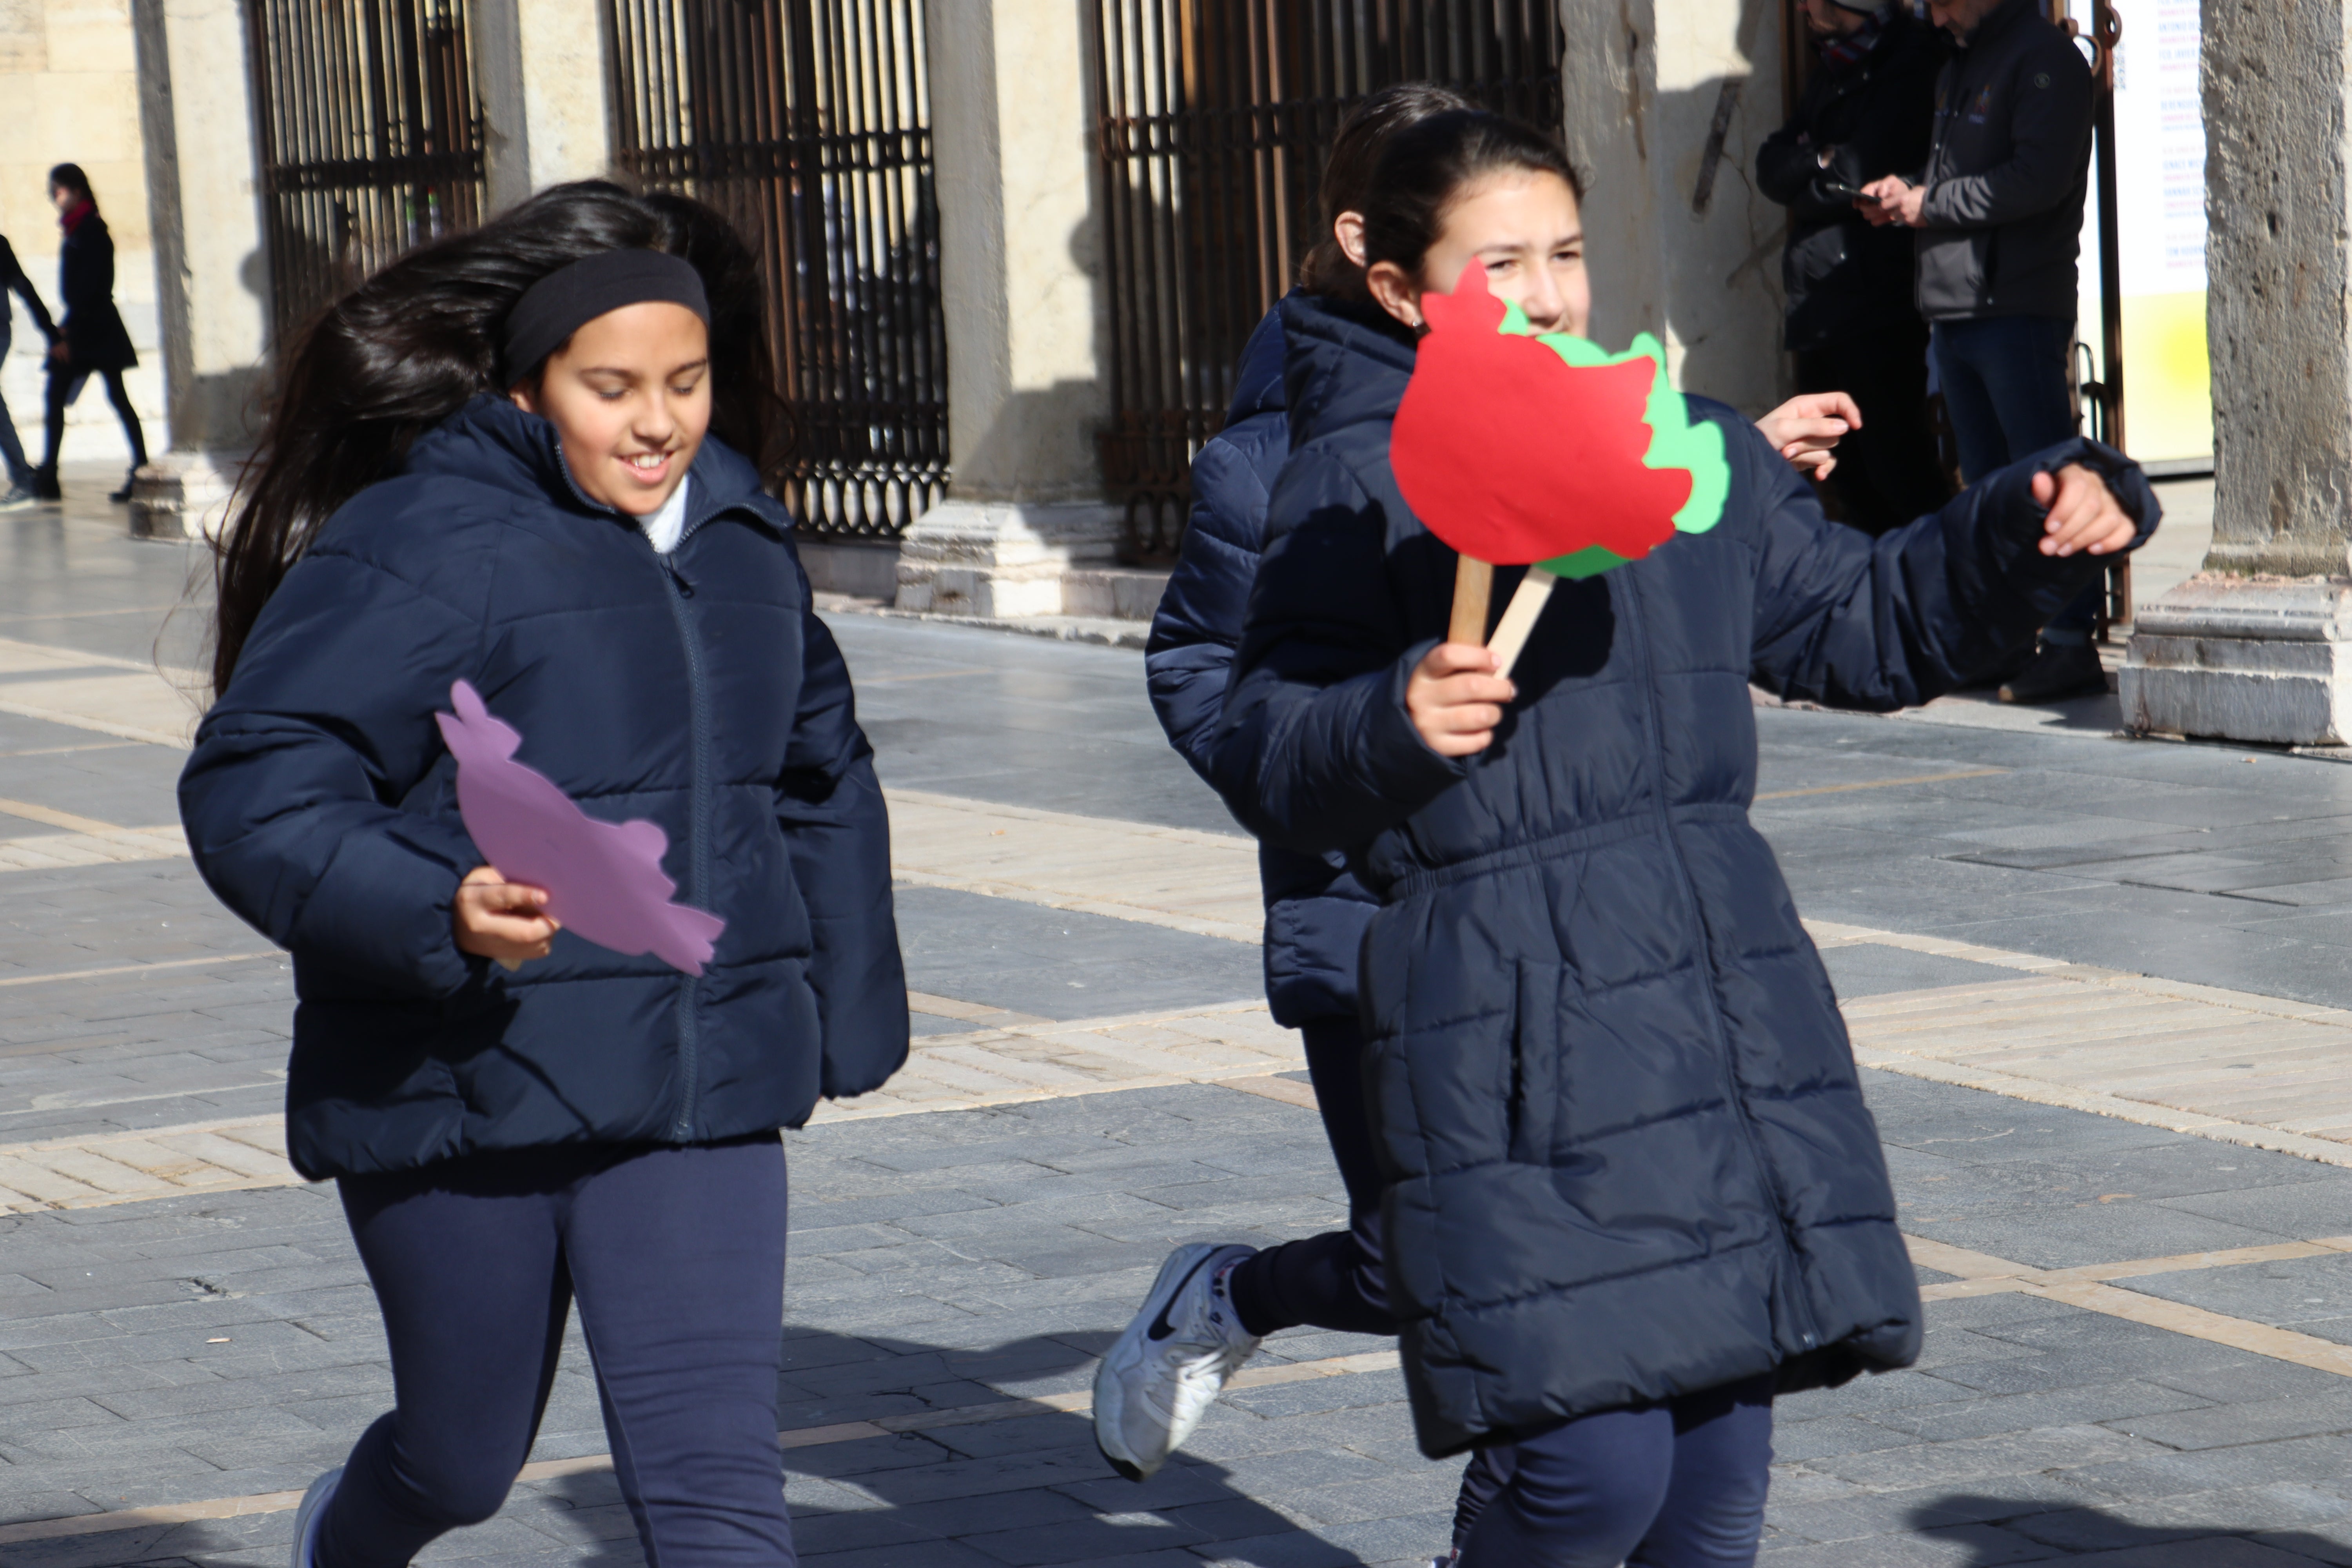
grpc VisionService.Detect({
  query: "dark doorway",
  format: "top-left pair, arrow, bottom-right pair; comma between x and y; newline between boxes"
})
1089,0 -> 1563,561
608,0 -> 949,539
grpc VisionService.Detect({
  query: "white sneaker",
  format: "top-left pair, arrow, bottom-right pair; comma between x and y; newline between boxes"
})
290,1466 -> 341,1567
0,485 -> 34,512
1093,1242 -> 1261,1480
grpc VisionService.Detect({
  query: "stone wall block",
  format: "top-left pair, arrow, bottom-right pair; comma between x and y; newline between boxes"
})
2122,579 -> 2352,745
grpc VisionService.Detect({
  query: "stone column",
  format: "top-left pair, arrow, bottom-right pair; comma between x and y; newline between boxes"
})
892,0 -> 1119,618
127,0 -> 271,537
1558,0 -> 1789,416
473,0 -> 613,211
2118,0 -> 2352,744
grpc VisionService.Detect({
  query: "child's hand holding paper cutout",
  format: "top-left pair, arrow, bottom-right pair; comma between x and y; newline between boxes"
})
454,866 -> 560,971
436,680 -> 726,976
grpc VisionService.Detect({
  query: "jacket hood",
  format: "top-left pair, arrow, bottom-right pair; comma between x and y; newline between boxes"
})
1960,0 -> 2033,47
1227,298 -> 1293,423
1278,290 -> 1417,452
403,394 -> 782,534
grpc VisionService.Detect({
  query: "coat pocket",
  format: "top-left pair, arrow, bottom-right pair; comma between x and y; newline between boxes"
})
1506,960 -> 1564,1165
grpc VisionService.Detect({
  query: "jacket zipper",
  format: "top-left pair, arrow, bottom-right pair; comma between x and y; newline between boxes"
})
539,428 -> 737,1140
1619,577 -> 1826,1355
659,556 -> 713,1139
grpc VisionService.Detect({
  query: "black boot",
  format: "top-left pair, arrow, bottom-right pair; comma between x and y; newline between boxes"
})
108,467 -> 138,504
29,466 -> 60,501
1998,641 -> 2108,704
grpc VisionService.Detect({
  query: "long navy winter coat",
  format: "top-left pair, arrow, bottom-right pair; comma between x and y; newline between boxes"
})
1217,292 -> 2158,1456
1145,299 -> 1378,1025
180,396 -> 909,1181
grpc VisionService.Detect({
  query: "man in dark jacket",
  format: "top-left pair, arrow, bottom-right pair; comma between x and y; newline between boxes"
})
1862,0 -> 2098,702
0,234 -> 57,510
1757,0 -> 1948,532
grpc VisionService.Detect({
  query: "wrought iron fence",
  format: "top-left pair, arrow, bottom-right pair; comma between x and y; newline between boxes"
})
1093,0 -> 1563,561
609,0 -> 947,538
246,0 -> 486,342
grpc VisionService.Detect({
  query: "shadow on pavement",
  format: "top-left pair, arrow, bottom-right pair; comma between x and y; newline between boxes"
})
512,1324 -> 1387,1566
1911,1493 -> 2352,1564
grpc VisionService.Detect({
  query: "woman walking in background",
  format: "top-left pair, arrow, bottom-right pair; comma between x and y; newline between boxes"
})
33,163 -> 147,504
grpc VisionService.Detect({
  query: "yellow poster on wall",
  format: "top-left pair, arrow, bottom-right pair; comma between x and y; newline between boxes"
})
2072,0 -> 2211,468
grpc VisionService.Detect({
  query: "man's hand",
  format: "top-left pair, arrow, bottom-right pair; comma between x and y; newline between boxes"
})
1407,642 -> 1516,757
1756,392 -> 1859,481
1858,177 -> 1924,227
2031,464 -> 2137,557
46,341 -> 67,364
454,865 -> 560,967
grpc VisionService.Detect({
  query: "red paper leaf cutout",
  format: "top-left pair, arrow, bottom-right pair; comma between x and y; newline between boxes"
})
1390,264 -> 1692,566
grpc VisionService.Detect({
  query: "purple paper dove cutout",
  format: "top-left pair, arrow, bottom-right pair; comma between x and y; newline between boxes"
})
435,680 -> 726,976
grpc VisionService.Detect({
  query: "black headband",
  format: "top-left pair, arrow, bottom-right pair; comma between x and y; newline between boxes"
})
500,249 -> 711,385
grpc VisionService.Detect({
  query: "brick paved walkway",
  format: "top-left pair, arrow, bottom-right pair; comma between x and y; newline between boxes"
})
16,487 -> 2352,1566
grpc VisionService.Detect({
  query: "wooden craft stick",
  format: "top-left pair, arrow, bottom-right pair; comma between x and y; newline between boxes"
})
1450,556 -> 1494,645
1486,569 -> 1555,679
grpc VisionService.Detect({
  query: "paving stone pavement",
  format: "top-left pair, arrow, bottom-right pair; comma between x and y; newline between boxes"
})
25,487 -> 2352,1564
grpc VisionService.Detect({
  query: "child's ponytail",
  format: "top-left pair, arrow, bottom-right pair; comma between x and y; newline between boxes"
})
1298,82 -> 1477,297
1358,111 -> 1586,290
209,182 -> 784,699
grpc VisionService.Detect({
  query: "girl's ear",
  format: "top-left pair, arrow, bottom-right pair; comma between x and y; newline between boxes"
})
1365,260 -> 1424,331
508,379 -> 539,415
1334,211 -> 1368,267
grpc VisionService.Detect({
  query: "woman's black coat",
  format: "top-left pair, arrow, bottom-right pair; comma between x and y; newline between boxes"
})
1214,292 -> 2159,1456
180,396 -> 908,1180
54,211 -> 136,372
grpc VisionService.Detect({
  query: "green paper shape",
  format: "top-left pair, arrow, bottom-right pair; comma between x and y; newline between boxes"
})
1491,301 -> 1731,580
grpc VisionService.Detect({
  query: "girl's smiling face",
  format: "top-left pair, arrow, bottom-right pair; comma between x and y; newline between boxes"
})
1367,169 -> 1590,338
510,301 -> 712,517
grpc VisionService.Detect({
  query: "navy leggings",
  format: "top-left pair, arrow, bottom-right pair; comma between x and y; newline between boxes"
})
1225,1014 -> 1396,1337
1455,1375 -> 1775,1567
318,1134 -> 795,1567
1223,1016 -> 1518,1550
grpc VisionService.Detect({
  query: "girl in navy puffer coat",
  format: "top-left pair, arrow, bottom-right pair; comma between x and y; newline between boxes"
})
1215,113 -> 2155,1567
180,184 -> 905,1568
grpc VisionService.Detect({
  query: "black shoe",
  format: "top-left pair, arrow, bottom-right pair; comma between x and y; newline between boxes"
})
108,468 -> 138,504
1998,641 -> 2108,704
29,466 -> 59,502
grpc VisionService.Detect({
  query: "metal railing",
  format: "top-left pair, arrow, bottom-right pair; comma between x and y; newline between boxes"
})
246,0 -> 486,342
608,0 -> 947,538
1092,0 -> 1563,561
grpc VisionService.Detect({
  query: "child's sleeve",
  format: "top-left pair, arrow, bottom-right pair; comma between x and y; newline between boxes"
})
1211,450 -> 1468,855
775,559 -> 909,1101
178,551 -> 485,998
1746,418 -> 2161,708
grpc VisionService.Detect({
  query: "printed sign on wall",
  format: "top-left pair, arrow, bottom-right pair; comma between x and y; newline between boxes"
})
2074,0 -> 2210,467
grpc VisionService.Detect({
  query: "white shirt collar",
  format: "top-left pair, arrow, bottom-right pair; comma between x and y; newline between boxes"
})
642,476 -> 691,555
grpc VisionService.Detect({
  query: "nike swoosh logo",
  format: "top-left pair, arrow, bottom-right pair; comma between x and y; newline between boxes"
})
1146,1252 -> 1222,1342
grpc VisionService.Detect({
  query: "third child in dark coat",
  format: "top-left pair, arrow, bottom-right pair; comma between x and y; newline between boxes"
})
1219,110 -> 2157,1564
1757,0 -> 1950,532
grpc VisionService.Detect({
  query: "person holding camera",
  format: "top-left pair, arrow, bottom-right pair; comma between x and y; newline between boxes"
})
1757,0 -> 1950,535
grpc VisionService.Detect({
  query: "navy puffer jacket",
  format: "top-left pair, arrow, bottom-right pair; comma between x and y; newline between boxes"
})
1218,292 -> 2158,1456
180,396 -> 908,1181
1145,299 -> 1378,1024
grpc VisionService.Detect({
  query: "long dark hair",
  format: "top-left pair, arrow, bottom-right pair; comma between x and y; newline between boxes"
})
1297,82 -> 1475,296
1359,111 -> 1585,287
48,163 -> 93,205
208,181 -> 785,697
